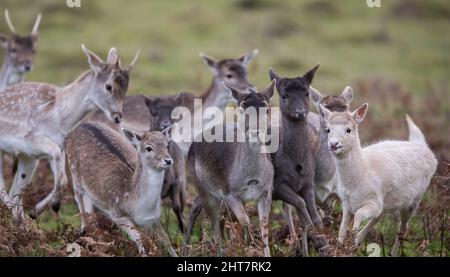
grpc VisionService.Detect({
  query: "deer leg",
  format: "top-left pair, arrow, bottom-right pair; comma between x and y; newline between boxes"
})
273,184 -> 313,257
73,185 -> 88,234
391,206 -> 415,257
283,203 -> 297,242
151,221 -> 178,257
0,151 -> 11,207
183,196 -> 203,253
170,181 -> 185,233
257,191 -> 272,257
353,202 -> 382,246
338,203 -> 352,244
113,216 -> 147,257
224,194 -> 253,245
204,197 -> 223,256
34,141 -> 67,215
301,185 -> 323,229
8,155 -> 38,226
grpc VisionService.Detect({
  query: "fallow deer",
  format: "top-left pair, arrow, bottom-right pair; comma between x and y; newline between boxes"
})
320,100 -> 437,256
65,122 -> 177,256
185,81 -> 276,257
0,45 -> 139,225
85,50 -> 258,233
268,66 -> 324,256
282,86 -> 354,240
0,10 -> 41,90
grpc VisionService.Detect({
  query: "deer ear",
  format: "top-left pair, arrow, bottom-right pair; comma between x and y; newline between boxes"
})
175,92 -> 193,106
200,53 -> 217,70
238,49 -> 258,67
107,47 -> 119,65
0,34 -> 9,48
82,44 -> 105,71
319,104 -> 332,121
261,80 -> 276,100
225,84 -> 245,104
161,123 -> 176,142
341,86 -> 353,103
309,87 -> 323,110
143,94 -> 157,110
352,103 -> 369,124
122,128 -> 142,147
268,68 -> 280,83
302,64 -> 320,85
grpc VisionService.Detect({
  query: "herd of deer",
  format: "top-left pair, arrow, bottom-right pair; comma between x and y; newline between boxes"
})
0,10 -> 438,257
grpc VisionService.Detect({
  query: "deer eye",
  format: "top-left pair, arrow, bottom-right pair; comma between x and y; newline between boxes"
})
226,74 -> 233,79
105,84 -> 113,92
305,92 -> 310,97
324,128 -> 330,133
346,128 -> 352,134
151,111 -> 159,117
281,94 -> 288,100
145,146 -> 154,152
10,48 -> 16,53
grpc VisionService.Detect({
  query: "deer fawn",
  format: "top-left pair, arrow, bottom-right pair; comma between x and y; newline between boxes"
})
85,50 -> 258,233
269,66 -> 324,257
65,123 -> 177,256
0,45 -> 138,225
282,86 -> 354,240
0,10 -> 41,90
185,81 -> 276,257
320,100 -> 437,256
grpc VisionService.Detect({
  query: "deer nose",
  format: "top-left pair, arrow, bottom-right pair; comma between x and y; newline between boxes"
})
113,112 -> 123,124
163,158 -> 173,166
329,141 -> 342,151
293,109 -> 306,119
24,65 -> 32,72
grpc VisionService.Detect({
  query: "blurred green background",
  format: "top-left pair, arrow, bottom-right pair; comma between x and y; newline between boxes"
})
0,0 -> 448,257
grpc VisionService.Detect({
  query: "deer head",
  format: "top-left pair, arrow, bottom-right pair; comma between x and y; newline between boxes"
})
82,45 -> 139,124
122,128 -> 173,171
200,49 -> 258,92
269,64 -> 320,121
0,10 -> 41,73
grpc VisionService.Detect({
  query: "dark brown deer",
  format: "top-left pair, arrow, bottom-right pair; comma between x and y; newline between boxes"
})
269,65 -> 323,257
0,10 -> 41,90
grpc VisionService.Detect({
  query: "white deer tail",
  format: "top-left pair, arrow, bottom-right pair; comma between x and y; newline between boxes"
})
406,114 -> 426,145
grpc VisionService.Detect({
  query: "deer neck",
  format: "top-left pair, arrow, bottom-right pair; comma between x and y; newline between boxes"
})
0,58 -> 24,90
133,157 -> 165,222
200,77 -> 231,111
55,71 -> 99,135
280,115 -> 310,159
334,135 -> 366,190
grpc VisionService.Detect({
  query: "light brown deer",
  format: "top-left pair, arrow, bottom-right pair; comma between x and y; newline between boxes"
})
0,10 -> 41,90
0,45 -> 139,225
65,123 -> 177,256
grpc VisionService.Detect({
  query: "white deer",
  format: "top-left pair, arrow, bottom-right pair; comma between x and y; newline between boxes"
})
320,99 -> 437,256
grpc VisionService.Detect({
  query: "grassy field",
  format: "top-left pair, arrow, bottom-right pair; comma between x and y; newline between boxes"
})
0,0 -> 448,256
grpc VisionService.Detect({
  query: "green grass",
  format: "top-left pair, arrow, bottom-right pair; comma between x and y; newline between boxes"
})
0,0 -> 448,256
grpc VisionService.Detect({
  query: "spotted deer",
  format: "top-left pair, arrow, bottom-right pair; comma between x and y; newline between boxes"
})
64,123 -> 177,257
0,45 -> 139,225
0,10 -> 41,90
86,50 -> 258,233
185,81 -> 276,257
